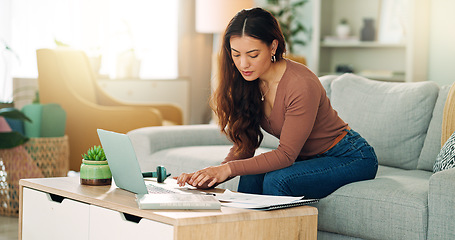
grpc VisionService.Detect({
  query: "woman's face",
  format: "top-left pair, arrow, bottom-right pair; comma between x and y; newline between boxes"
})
230,35 -> 276,81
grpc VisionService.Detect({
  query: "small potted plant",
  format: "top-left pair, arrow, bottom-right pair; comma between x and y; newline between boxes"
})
80,145 -> 112,186
336,18 -> 350,39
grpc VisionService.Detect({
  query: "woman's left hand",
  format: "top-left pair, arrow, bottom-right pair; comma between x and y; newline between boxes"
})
176,164 -> 232,188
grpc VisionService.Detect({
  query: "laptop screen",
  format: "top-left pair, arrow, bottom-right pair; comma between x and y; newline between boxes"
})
97,129 -> 148,194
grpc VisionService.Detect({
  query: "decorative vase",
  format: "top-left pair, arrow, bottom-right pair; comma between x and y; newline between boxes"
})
80,159 -> 112,186
361,18 -> 376,41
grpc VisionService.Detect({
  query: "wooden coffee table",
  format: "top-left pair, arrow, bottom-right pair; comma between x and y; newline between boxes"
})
19,177 -> 317,240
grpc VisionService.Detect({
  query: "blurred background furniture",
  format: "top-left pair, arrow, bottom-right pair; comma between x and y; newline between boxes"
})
36,48 -> 183,171
0,135 -> 69,217
0,104 -> 69,217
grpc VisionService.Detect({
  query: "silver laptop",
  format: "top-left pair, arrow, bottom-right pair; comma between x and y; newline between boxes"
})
97,129 -> 221,210
97,129 -> 184,194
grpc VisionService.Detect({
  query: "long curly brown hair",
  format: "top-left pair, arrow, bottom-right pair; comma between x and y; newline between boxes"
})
211,8 -> 286,157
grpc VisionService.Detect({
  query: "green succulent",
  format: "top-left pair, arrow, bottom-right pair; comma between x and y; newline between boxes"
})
82,145 -> 107,161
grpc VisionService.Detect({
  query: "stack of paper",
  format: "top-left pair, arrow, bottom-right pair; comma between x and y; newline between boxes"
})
216,190 -> 318,210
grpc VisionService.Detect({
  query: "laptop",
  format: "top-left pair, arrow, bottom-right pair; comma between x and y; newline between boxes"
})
97,129 -> 221,209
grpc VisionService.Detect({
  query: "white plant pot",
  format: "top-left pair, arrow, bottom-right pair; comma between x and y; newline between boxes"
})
336,24 -> 350,39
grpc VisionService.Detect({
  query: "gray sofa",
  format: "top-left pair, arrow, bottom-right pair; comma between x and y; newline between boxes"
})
128,73 -> 455,240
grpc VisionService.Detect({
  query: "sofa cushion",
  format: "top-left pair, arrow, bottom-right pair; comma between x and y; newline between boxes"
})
417,85 -> 451,171
317,231 -> 363,240
315,165 -> 431,240
330,74 -> 439,170
319,75 -> 339,99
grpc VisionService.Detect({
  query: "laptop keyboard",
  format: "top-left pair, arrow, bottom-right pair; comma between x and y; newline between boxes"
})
146,184 -> 177,194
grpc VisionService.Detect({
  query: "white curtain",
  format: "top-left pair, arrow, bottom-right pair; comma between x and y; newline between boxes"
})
1,0 -> 179,102
2,0 -> 214,124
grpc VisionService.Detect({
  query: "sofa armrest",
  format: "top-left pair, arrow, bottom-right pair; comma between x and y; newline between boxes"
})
428,168 -> 455,239
128,124 -> 229,153
127,124 -> 279,164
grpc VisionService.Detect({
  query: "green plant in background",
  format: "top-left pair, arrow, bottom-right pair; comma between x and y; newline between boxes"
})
1,39 -> 19,60
54,38 -> 71,47
82,145 -> 107,161
266,0 -> 309,54
0,108 -> 31,149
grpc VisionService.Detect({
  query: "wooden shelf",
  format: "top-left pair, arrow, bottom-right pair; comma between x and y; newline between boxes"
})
320,72 -> 405,82
321,41 -> 406,48
312,0 -> 430,82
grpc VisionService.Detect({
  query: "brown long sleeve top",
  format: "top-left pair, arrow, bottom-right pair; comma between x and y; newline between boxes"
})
222,59 -> 348,176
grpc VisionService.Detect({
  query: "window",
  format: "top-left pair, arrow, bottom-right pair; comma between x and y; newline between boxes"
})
1,0 -> 178,102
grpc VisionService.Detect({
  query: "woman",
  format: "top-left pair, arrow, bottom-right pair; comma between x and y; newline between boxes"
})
176,7 -> 378,199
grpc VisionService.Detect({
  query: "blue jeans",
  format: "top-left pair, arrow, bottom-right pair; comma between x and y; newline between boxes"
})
237,129 -> 378,199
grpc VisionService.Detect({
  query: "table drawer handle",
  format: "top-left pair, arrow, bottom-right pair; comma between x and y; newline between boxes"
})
49,193 -> 65,203
123,212 -> 142,224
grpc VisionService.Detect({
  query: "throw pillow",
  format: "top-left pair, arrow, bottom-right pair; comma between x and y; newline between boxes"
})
330,73 -> 439,170
433,130 -> 455,173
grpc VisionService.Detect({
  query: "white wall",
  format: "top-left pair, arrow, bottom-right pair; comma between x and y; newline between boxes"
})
427,0 -> 455,86
0,0 -> 13,102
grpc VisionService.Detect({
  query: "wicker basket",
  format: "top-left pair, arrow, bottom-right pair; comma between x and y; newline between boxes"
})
0,136 -> 69,216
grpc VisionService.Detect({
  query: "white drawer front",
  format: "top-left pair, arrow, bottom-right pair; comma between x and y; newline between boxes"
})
22,187 -> 90,240
89,205 -> 174,239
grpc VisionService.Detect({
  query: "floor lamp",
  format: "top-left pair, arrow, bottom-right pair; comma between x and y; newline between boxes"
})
195,0 -> 254,93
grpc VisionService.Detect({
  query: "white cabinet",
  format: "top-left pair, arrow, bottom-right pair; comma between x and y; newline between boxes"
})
89,205 -> 174,239
311,0 -> 430,82
22,188 -> 90,240
21,187 -> 173,240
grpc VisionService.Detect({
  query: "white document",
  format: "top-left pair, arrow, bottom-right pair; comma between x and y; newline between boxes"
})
215,190 -> 318,210
136,193 -> 221,210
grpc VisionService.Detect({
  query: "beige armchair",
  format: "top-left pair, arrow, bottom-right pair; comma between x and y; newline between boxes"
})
36,48 -> 183,171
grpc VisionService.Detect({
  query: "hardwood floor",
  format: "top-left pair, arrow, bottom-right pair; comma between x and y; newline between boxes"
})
0,215 -> 18,240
